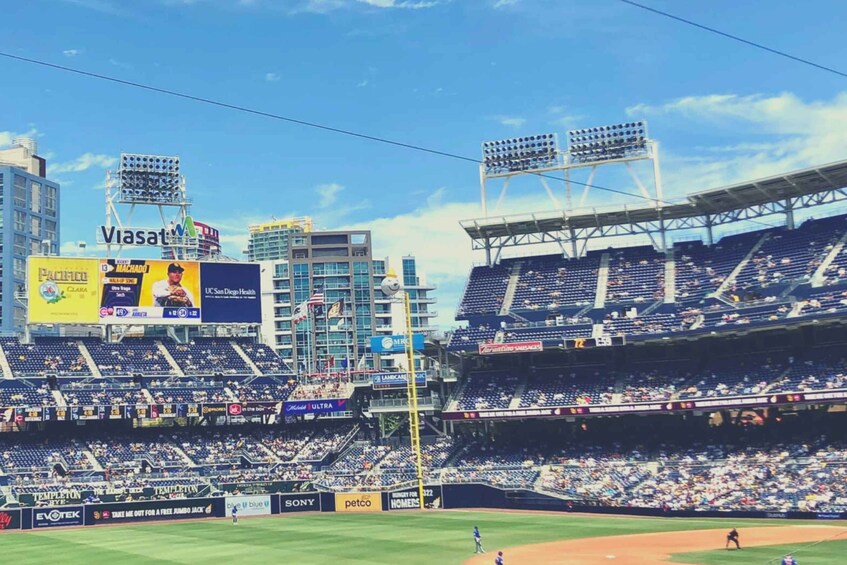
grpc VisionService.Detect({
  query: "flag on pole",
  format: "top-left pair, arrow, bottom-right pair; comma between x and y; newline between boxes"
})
292,301 -> 309,325
327,298 -> 344,319
307,289 -> 325,307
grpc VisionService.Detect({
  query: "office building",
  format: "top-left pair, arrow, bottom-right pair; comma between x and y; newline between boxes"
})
247,217 -> 312,262
0,138 -> 60,333
258,230 -> 436,372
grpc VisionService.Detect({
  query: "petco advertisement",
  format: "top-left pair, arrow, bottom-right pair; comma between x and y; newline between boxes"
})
33,506 -> 84,528
335,492 -> 383,513
99,259 -> 202,325
200,263 -> 261,323
278,493 -> 322,513
226,495 -> 272,516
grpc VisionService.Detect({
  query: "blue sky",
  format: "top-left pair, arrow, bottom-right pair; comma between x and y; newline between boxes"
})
3,0 -> 847,328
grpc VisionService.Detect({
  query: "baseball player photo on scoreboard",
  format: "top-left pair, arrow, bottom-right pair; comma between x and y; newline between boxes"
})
98,259 -> 201,324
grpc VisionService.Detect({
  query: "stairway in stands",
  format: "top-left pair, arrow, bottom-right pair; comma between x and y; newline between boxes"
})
230,341 -> 263,376
498,262 -> 523,316
714,232 -> 771,298
664,248 -> 676,303
0,345 -> 13,379
75,341 -> 102,378
156,342 -> 185,377
594,252 -> 611,309
811,231 -> 847,287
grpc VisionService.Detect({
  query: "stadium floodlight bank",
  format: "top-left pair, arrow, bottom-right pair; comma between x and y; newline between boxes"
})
481,134 -> 560,176
117,154 -> 184,205
567,121 -> 648,165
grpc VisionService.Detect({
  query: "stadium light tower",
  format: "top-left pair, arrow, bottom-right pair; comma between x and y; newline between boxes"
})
380,270 -> 426,510
479,133 -> 562,216
102,153 -> 197,259
478,120 -> 664,216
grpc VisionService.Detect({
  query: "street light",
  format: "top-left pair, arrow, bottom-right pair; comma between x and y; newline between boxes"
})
380,269 -> 425,510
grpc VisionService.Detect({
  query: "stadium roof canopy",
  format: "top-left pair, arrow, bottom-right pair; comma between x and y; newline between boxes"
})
460,159 -> 847,259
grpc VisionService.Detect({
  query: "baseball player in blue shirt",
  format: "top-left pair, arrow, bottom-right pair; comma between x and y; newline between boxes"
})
473,526 -> 485,554
781,555 -> 797,565
231,504 -> 238,525
494,550 -> 504,565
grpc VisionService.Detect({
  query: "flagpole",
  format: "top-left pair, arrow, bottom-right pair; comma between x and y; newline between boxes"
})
324,306 -> 330,378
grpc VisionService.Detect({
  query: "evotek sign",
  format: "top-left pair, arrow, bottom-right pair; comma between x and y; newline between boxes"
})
98,216 -> 198,247
33,507 -> 84,528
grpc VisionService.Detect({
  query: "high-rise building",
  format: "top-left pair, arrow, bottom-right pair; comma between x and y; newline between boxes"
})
247,217 -> 312,262
258,230 -> 437,373
0,138 -> 60,333
162,220 -> 221,260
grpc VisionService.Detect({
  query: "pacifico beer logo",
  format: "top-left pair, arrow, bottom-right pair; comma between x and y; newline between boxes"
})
0,512 -> 13,530
335,492 -> 382,513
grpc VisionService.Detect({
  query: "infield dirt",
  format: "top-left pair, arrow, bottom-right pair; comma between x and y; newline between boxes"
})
463,525 -> 847,565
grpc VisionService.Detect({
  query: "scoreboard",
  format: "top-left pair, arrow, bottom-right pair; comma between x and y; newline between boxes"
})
563,335 -> 626,349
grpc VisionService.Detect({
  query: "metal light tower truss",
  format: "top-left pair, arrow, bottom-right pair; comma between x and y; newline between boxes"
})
462,159 -> 847,264
102,153 -> 197,259
479,121 -> 663,217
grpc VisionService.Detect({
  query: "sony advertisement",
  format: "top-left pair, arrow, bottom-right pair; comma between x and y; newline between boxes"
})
278,493 -> 322,513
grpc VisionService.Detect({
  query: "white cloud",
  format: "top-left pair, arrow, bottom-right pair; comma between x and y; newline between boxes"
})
316,183 -> 344,208
626,91 -> 847,194
493,0 -> 518,8
59,241 -> 90,256
50,153 -> 117,175
63,49 -> 82,57
0,128 -> 40,149
265,72 -> 281,82
496,116 -> 527,128
357,80 -> 369,88
357,0 -> 439,8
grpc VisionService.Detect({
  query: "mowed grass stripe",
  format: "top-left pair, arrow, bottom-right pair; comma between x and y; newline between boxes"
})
1,512 -> 842,565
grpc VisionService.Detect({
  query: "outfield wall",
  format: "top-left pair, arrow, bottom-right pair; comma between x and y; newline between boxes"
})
1,485 -> 845,532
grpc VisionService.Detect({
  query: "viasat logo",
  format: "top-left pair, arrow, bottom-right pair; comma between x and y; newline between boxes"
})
171,216 -> 197,239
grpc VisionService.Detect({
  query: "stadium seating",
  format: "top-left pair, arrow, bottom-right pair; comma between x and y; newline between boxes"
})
164,339 -> 251,375
1,338 -> 91,377
606,246 -> 665,304
82,338 -> 174,376
60,379 -> 147,406
512,254 -> 599,311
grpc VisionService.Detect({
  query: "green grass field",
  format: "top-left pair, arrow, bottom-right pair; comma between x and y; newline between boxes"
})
1,511 -> 844,564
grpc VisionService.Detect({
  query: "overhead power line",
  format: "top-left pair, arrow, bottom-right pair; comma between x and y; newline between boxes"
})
0,50 -> 659,206
618,0 -> 847,80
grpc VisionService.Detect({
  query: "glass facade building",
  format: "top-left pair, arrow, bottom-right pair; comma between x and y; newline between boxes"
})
0,155 -> 60,333
247,217 -> 312,262
259,231 -> 436,372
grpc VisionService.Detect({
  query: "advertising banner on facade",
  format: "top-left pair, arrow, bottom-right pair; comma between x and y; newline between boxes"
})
24,257 -> 263,326
334,492 -> 383,513
0,509 -> 21,531
225,495 -> 272,517
278,492 -> 322,513
32,506 -> 84,529
200,263 -> 261,323
371,372 -> 427,390
478,341 -> 543,355
87,498 -> 219,524
386,486 -> 443,510
369,334 -> 425,353
99,259 -> 202,324
283,399 -> 348,416
27,257 -> 100,324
